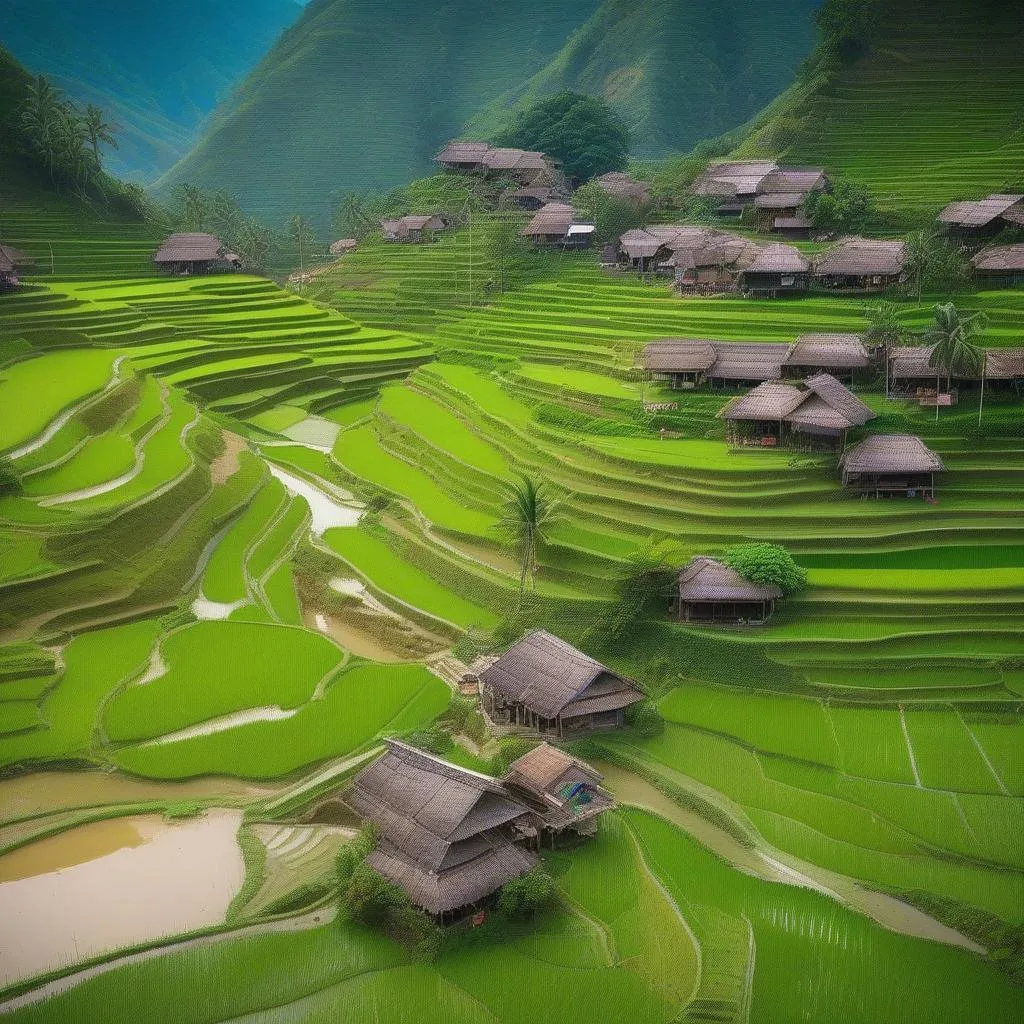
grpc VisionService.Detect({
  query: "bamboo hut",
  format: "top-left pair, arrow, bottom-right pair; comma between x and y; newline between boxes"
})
813,237 -> 908,291
937,194 -> 1024,240
380,214 -> 446,243
347,740 -> 538,920
675,556 -> 782,624
481,630 -> 643,736
153,233 -> 241,275
434,140 -> 490,171
739,243 -> 810,297
521,204 -> 587,247
971,244 -> 1024,287
840,434 -> 944,497
594,171 -> 651,205
785,333 -> 870,381
502,743 -> 615,844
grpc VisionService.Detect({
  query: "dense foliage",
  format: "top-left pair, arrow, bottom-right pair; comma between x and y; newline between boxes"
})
721,544 -> 807,595
804,180 -> 874,234
494,91 -> 630,183
496,867 -> 556,919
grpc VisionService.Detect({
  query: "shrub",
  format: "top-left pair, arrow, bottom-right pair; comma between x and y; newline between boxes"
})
0,457 -> 21,497
497,867 -> 556,919
491,736 -> 536,775
163,800 -> 203,820
804,179 -> 874,234
721,543 -> 807,595
494,91 -> 629,182
625,698 -> 663,738
343,862 -> 408,924
336,822 -> 380,886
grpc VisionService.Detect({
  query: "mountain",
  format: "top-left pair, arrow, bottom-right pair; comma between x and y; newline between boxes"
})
1,0 -> 303,182
466,0 -> 818,159
715,0 -> 1024,224
154,0 -> 817,228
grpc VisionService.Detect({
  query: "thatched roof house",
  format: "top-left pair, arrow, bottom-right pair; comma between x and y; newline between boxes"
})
840,434 -> 944,497
347,739 -> 537,918
521,203 -> 587,246
153,233 -> 241,274
0,243 -> 33,268
595,171 -> 651,204
329,238 -> 357,256
937,194 -> 1024,236
505,186 -> 565,211
435,140 -> 491,170
692,162 -> 826,219
740,243 -> 810,296
787,333 -> 870,375
719,372 -> 874,448
971,244 -> 1024,286
0,250 -> 18,291
380,214 -> 446,243
616,226 -> 761,289
693,160 -> 778,202
813,237 -> 908,290
889,343 -> 1024,384
760,169 -> 829,195
676,556 -> 782,624
481,630 -> 643,736
502,743 -> 614,840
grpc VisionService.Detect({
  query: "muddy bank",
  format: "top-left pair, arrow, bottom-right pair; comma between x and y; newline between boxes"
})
0,809 -> 246,988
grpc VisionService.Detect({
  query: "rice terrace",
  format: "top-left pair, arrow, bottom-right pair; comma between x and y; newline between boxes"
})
0,1 -> 1022,1021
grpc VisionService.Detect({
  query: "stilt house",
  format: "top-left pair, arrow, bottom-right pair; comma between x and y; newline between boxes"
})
434,141 -> 490,171
739,243 -> 810,297
521,204 -> 592,247
502,743 -> 615,844
676,556 -> 782,624
813,237 -> 908,291
937,194 -> 1024,240
971,245 -> 1024,287
889,344 -> 1024,393
380,215 -> 446,243
153,233 -> 241,275
840,434 -> 944,497
347,739 -> 538,919
481,630 -> 644,736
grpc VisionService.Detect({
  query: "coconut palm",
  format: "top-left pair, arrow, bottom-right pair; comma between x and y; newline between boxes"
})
904,230 -> 936,305
288,214 -> 315,282
926,302 -> 987,420
497,476 -> 559,601
83,104 -> 117,168
862,299 -> 904,396
19,76 -> 64,181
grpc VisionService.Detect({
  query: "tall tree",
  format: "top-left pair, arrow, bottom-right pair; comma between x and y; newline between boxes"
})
862,299 -> 905,396
497,476 -> 559,601
486,216 -> 526,295
19,75 -> 63,182
83,104 -> 117,168
288,214 -> 315,280
175,183 -> 208,232
904,230 -> 935,305
334,193 -> 371,240
926,302 -> 987,420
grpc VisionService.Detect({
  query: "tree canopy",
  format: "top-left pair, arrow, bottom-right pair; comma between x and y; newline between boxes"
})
804,180 -> 874,234
721,544 -> 807,595
494,91 -> 629,182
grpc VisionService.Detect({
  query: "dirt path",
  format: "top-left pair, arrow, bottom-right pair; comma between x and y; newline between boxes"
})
210,432 -> 247,485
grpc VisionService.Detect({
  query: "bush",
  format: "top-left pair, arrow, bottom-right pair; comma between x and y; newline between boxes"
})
494,91 -> 629,182
491,736 -> 536,775
497,867 -> 556,919
721,543 -> 807,595
343,862 -> 408,924
625,698 -> 663,738
163,800 -> 203,820
336,822 -> 380,886
805,179 -> 874,234
0,457 -> 21,497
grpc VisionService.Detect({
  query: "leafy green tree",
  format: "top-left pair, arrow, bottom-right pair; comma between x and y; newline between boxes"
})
19,75 -> 63,181
497,867 -> 556,919
497,476 -> 560,601
494,91 -> 629,182
804,180 -> 873,234
573,180 -> 652,245
175,183 -> 208,231
926,302 -> 987,420
602,541 -> 679,638
863,299 -> 905,394
721,544 -> 807,595
83,104 -> 117,168
816,0 -> 881,59
334,193 -> 372,240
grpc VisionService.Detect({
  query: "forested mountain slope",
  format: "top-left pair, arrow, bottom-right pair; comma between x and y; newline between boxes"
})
1,0 -> 302,181
154,0 -> 817,227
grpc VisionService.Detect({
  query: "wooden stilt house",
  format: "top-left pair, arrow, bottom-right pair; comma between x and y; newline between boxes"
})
153,233 -> 241,275
481,630 -> 644,736
676,557 -> 782,624
840,434 -> 944,497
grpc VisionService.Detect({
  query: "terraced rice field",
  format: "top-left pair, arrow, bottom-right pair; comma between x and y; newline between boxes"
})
0,200 -> 1021,1021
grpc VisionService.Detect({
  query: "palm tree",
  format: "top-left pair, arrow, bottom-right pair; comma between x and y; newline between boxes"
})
175,184 -> 208,232
335,193 -> 369,240
83,105 -> 117,168
863,299 -> 904,397
926,302 -> 987,420
288,214 -> 315,283
904,230 -> 936,306
20,76 -> 63,182
497,476 -> 559,602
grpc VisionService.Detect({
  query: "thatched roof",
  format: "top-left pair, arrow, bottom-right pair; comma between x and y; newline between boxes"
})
521,203 -> 576,238
435,140 -> 489,164
0,244 -> 32,266
721,373 -> 874,430
348,740 -> 537,915
678,557 -> 782,603
937,194 -> 1024,228
813,237 -> 908,277
693,160 -> 778,198
774,217 -> 812,230
711,342 -> 791,381
972,244 -> 1024,272
840,434 -> 944,474
154,233 -> 232,263
619,229 -> 665,259
502,743 -> 613,830
720,381 -> 806,421
595,172 -> 651,203
802,373 -> 875,425
788,333 -> 870,369
760,169 -> 827,194
744,243 -> 809,274
503,743 -> 602,796
754,192 -> 807,209
329,239 -> 357,255
891,343 -> 1024,381
481,630 -> 643,720
641,339 -> 718,372
483,148 -> 546,172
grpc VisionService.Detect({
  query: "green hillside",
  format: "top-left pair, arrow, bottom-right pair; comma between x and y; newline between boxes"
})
467,0 -> 817,158
721,0 -> 1024,223
1,0 -> 302,182
154,0 -> 817,228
